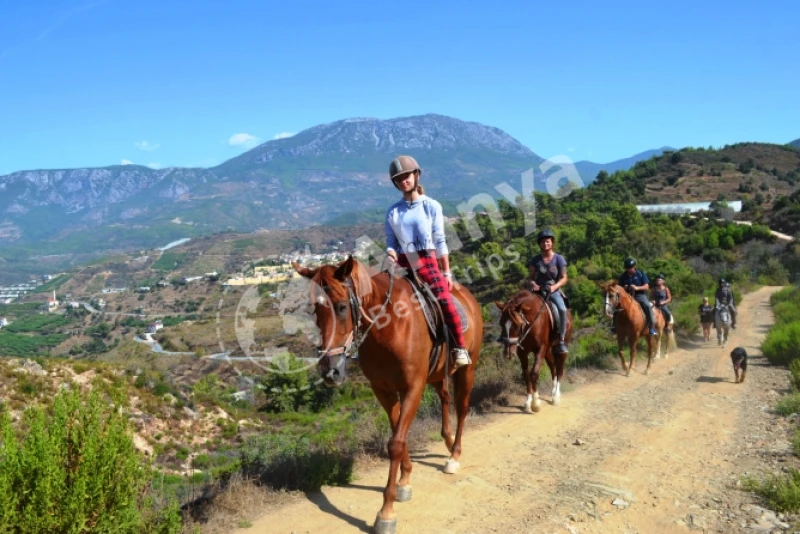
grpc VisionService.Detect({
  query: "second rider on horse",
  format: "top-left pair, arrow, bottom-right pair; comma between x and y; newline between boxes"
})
651,274 -> 673,334
616,258 -> 657,336
526,229 -> 569,354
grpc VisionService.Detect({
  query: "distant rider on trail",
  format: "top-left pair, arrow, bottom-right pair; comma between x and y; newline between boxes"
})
526,228 -> 569,354
384,155 -> 471,370
615,258 -> 657,336
714,278 -> 737,329
651,274 -> 673,334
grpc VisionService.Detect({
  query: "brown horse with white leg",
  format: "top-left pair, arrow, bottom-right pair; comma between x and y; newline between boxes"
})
494,290 -> 573,413
293,256 -> 483,534
600,280 -> 665,376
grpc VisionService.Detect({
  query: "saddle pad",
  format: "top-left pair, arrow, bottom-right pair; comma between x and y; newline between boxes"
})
453,294 -> 470,333
546,300 -> 559,331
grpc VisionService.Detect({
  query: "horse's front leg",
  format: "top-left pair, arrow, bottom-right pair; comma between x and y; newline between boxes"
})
617,335 -> 627,373
545,351 -> 557,405
645,334 -> 655,375
628,336 -> 637,376
528,346 -> 548,412
433,380 -> 455,452
371,385 -> 423,531
517,350 -> 535,413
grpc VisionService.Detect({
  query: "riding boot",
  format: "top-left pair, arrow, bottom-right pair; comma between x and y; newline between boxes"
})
557,309 -> 568,353
648,307 -> 657,336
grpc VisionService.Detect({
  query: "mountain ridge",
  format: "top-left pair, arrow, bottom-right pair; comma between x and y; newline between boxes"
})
0,114 -> 717,251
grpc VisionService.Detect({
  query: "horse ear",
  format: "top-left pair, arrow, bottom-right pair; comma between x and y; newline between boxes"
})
494,300 -> 504,310
334,255 -> 355,281
292,261 -> 316,279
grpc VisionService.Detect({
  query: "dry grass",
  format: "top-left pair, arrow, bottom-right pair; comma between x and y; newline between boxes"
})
180,475 -> 294,534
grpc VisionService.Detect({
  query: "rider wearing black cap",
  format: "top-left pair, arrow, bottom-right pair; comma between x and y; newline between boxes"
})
651,274 -> 673,334
715,277 -> 737,329
526,228 -> 569,353
617,257 -> 657,336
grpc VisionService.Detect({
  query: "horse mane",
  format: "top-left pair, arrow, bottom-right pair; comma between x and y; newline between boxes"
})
309,257 -> 375,302
349,259 -> 375,300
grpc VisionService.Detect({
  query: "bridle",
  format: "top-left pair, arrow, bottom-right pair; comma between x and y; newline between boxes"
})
604,286 -> 623,318
499,293 -> 549,349
317,268 -> 394,364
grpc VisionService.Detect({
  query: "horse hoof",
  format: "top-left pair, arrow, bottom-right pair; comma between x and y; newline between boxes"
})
374,515 -> 397,534
443,458 -> 460,474
552,396 -> 561,406
524,404 -> 533,414
396,485 -> 412,503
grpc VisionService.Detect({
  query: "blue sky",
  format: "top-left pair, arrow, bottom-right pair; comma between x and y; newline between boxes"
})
1,0 -> 798,175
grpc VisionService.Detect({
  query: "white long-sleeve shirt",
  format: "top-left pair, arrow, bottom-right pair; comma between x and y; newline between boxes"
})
384,195 -> 448,257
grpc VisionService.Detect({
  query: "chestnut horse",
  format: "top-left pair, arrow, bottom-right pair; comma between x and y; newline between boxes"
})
600,280 -> 667,375
293,256 -> 483,534
494,290 -> 573,413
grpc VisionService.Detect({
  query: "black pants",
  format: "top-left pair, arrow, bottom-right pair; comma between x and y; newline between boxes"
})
634,293 -> 656,327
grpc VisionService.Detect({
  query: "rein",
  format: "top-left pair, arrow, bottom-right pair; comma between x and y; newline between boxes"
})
502,293 -> 549,348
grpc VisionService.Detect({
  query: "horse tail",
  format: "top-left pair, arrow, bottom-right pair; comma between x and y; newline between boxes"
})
667,330 -> 678,351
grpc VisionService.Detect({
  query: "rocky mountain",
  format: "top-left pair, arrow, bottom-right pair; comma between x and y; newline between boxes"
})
789,138 -> 800,151
0,113 -> 668,254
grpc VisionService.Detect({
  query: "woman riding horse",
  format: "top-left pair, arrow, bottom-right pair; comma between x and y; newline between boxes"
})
526,228 -> 569,354
384,155 -> 471,370
651,274 -> 673,334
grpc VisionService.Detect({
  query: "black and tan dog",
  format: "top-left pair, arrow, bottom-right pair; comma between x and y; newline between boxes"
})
730,347 -> 747,384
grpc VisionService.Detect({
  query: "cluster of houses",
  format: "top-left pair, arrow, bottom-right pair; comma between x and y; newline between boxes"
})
0,274 -> 54,304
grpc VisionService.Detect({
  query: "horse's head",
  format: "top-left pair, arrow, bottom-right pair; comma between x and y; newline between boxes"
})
599,280 -> 622,318
494,294 -> 533,359
292,255 -> 372,387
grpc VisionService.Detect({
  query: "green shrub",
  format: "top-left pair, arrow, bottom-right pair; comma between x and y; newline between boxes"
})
191,454 -> 211,470
0,389 -> 181,533
743,469 -> 800,512
791,360 -> 800,391
240,434 -> 354,492
775,393 -> 800,416
762,322 -> 800,366
260,353 -> 314,413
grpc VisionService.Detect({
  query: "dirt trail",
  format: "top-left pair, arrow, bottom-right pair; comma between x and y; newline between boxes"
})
239,286 -> 782,534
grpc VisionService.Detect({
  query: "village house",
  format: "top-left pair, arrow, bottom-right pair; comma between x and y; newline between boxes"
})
145,320 -> 164,334
0,317 -> 9,328
45,291 -> 59,312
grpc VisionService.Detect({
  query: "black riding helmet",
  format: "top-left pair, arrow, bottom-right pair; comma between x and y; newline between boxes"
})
624,257 -> 637,269
537,228 -> 555,244
656,273 -> 665,281
719,277 -> 726,285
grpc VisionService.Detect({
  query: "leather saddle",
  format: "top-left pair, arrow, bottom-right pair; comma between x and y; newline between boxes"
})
532,289 -> 569,339
402,268 -> 469,376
